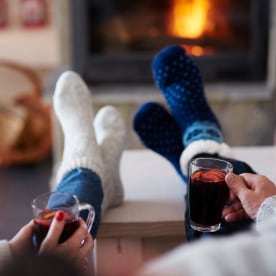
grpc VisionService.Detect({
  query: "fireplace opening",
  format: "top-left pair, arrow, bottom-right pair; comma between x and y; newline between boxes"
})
71,0 -> 269,84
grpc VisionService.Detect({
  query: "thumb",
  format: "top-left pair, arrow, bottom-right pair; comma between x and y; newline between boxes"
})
225,173 -> 249,200
39,210 -> 65,254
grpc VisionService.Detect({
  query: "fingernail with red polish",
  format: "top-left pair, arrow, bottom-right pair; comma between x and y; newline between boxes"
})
56,211 -> 64,222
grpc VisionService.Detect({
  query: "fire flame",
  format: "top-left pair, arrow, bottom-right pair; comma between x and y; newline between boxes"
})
169,0 -> 210,39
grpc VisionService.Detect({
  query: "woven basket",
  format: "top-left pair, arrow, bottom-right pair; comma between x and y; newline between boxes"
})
0,61 -> 52,166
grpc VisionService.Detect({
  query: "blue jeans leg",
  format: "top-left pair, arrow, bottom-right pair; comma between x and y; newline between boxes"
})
55,168 -> 103,238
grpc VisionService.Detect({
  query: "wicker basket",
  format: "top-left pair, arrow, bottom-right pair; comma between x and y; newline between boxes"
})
0,61 -> 52,166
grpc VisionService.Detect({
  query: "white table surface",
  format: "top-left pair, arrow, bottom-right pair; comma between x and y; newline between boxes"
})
98,146 -> 276,237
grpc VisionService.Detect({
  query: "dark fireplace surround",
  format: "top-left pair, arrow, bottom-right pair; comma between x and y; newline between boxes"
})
70,0 -> 270,85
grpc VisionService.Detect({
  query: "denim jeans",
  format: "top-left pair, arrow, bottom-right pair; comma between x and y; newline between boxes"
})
56,168 -> 103,238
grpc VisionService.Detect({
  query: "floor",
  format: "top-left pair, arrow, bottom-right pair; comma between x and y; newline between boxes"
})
0,156 -> 53,239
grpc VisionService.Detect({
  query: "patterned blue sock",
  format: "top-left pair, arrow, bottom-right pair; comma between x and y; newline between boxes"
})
133,102 -> 186,182
152,45 -> 223,147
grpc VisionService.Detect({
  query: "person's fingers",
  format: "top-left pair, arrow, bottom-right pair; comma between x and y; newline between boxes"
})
18,220 -> 35,248
65,219 -> 89,248
240,173 -> 276,192
223,201 -> 242,216
224,209 -> 249,222
17,220 -> 34,237
39,211 -> 65,254
225,173 -> 251,201
79,233 -> 94,258
12,220 -> 34,238
222,201 -> 249,222
9,220 -> 35,256
22,220 -> 35,231
227,190 -> 238,203
57,219 -> 94,267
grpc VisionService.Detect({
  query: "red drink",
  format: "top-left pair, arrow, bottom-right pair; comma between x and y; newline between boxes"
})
33,210 -> 79,249
189,169 -> 229,227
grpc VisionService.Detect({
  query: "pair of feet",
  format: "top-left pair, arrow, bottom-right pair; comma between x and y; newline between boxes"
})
52,72 -> 127,215
133,45 -> 232,181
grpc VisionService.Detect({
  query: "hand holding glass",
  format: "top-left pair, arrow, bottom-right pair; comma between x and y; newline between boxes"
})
31,192 -> 95,249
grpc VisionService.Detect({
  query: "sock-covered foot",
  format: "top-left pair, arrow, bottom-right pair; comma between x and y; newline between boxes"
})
152,45 -> 232,174
53,71 -> 104,184
93,105 -> 127,215
133,102 -> 186,182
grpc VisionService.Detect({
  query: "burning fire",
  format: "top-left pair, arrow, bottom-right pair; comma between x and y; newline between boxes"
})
169,0 -> 210,39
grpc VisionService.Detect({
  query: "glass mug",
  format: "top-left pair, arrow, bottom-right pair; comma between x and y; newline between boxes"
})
32,191 -> 95,249
188,157 -> 233,232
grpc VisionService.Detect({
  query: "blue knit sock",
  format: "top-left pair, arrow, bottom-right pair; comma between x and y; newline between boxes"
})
152,45 -> 223,146
133,102 -> 186,182
152,45 -> 232,174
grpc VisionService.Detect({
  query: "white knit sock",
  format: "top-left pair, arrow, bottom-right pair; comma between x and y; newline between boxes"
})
93,105 -> 128,216
53,71 -> 104,184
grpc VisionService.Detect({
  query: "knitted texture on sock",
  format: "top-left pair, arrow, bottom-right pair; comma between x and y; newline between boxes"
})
93,105 -> 127,215
133,102 -> 186,181
152,45 -> 233,174
53,71 -> 104,184
152,45 -> 222,147
53,71 -> 127,215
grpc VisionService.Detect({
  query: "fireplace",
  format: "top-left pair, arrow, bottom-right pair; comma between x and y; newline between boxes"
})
70,0 -> 269,84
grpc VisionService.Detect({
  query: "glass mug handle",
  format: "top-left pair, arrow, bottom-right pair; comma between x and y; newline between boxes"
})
78,203 -> 95,233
